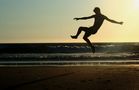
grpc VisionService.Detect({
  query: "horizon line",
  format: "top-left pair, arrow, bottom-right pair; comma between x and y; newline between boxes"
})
0,42 -> 139,44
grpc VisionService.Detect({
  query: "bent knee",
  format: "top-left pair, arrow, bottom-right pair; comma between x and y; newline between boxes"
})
79,27 -> 84,29
83,37 -> 88,40
79,27 -> 88,31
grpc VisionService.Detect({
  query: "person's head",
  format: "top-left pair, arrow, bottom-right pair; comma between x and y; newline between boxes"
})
94,7 -> 101,14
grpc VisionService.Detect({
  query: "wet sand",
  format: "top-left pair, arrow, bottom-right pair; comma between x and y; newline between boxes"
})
0,65 -> 139,90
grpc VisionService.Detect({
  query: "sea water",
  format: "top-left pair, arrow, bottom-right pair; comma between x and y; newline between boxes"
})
0,43 -> 139,66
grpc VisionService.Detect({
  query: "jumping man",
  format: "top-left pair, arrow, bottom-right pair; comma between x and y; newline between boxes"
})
71,7 -> 123,53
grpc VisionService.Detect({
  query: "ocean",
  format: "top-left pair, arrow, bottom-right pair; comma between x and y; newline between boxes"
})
0,43 -> 139,66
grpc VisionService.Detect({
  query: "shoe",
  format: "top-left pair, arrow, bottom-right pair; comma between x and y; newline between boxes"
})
71,35 -> 77,39
91,47 -> 95,53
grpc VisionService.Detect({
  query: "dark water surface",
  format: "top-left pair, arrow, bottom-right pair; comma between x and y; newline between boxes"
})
0,43 -> 139,66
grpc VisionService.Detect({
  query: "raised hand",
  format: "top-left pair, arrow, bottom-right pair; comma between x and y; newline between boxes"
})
73,18 -> 80,21
119,22 -> 124,25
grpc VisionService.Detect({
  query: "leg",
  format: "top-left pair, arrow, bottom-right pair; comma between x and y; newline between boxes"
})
83,32 -> 95,53
71,27 -> 88,39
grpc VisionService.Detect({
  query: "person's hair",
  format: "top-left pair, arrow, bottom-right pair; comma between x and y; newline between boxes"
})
94,7 -> 101,13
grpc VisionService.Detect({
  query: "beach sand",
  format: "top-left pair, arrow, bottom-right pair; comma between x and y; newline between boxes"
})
0,65 -> 139,90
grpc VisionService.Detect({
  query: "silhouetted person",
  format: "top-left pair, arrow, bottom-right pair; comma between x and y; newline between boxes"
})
71,7 -> 123,53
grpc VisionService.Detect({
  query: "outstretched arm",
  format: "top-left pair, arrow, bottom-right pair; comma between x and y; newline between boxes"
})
105,16 -> 123,25
74,15 -> 94,20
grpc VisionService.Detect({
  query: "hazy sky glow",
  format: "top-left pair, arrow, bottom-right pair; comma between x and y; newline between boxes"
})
0,0 -> 139,43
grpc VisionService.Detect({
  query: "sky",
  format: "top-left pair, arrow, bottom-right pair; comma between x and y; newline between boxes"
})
0,0 -> 139,43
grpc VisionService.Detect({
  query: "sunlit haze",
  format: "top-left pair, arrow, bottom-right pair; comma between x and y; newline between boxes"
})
0,0 -> 139,43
